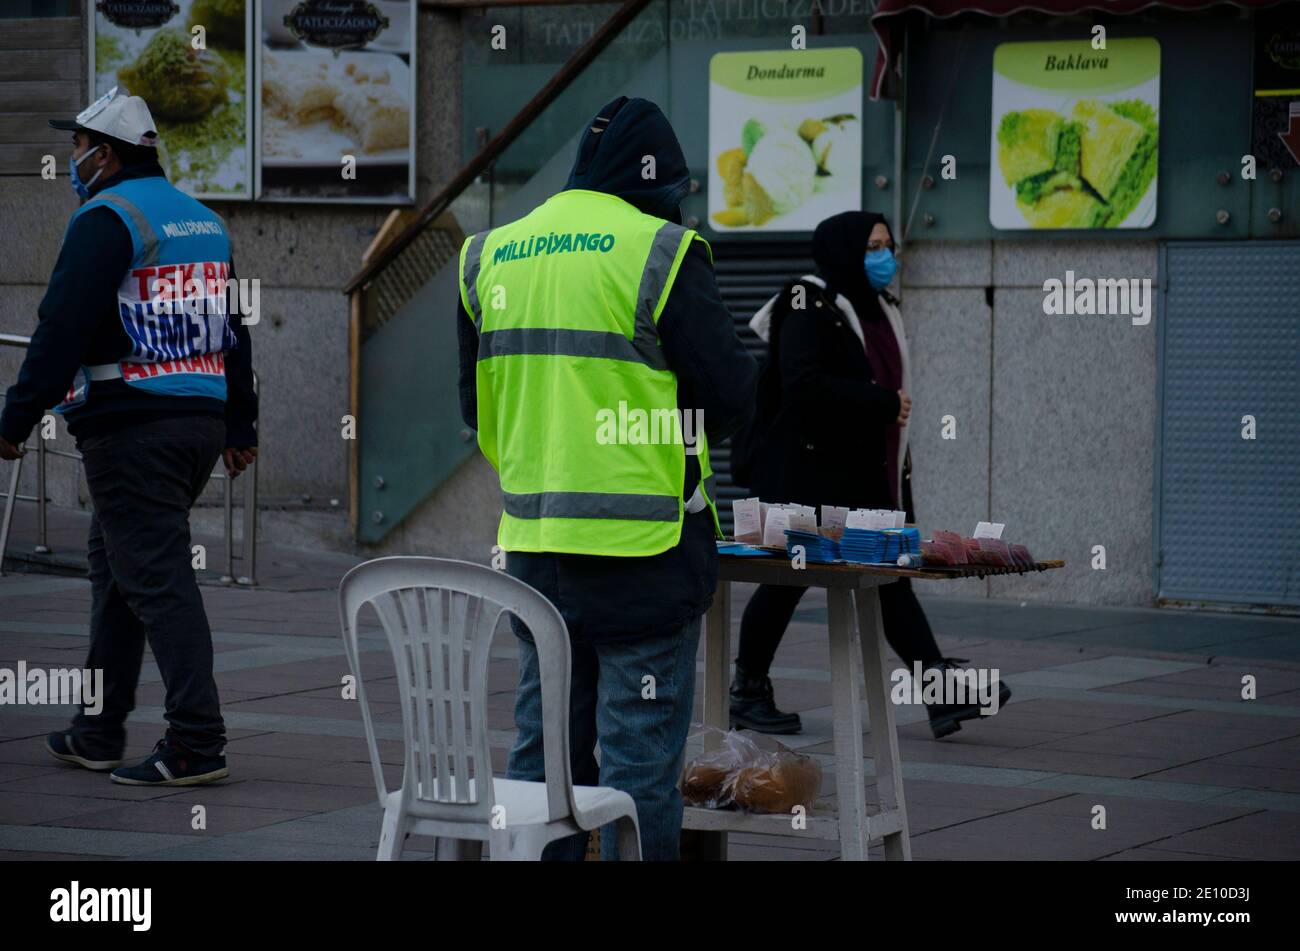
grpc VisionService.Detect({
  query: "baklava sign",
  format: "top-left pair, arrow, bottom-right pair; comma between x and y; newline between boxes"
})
256,0 -> 416,203
989,38 -> 1160,230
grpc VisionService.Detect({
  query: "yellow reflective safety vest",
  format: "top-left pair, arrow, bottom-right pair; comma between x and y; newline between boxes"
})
458,188 -> 721,557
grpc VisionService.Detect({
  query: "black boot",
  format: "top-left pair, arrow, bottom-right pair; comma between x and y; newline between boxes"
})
923,658 -> 1012,739
730,666 -> 802,735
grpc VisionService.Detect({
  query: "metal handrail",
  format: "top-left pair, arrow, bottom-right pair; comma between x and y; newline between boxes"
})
342,0 -> 654,295
0,334 -> 258,585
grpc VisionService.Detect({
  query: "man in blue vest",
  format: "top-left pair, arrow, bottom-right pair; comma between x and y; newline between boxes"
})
0,89 -> 258,786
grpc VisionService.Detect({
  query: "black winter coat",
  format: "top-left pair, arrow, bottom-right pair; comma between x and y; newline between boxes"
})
748,280 -> 912,516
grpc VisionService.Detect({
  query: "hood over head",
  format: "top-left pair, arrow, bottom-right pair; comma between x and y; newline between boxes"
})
811,210 -> 894,314
564,97 -> 691,224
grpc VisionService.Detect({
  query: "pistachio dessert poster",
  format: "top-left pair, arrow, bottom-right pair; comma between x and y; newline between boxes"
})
990,38 -> 1159,230
709,48 -> 862,232
91,0 -> 253,200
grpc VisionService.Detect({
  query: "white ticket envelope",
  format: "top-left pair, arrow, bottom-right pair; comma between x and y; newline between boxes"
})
762,506 -> 792,547
821,505 -> 848,538
733,497 -> 762,543
788,510 -> 818,533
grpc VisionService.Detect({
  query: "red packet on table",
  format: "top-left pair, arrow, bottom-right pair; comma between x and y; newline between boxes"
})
933,530 -> 968,564
1010,543 -> 1034,567
970,549 -> 1005,566
963,537 -> 982,561
978,538 -> 1013,566
921,540 -> 958,565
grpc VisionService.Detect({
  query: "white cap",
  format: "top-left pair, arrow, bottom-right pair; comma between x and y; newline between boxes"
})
49,86 -> 159,147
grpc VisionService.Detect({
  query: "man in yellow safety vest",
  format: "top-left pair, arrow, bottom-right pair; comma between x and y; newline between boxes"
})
456,97 -> 757,860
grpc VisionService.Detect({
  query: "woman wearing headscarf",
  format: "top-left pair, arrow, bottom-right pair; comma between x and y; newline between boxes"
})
729,210 -> 1010,739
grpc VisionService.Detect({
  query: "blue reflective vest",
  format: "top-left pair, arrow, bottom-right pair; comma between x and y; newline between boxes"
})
58,176 -> 236,413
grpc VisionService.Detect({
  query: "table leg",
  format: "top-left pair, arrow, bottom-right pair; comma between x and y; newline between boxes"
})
694,577 -> 731,861
703,579 -> 731,743
854,586 -> 912,861
827,587 -> 868,861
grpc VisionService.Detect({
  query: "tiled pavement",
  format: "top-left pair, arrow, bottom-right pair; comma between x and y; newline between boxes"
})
1,529 -> 1298,860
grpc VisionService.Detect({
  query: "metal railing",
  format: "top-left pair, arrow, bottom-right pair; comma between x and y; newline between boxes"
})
342,0 -> 656,297
0,333 -> 258,585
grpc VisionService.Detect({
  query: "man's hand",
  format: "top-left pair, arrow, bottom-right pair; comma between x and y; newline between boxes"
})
0,437 -> 26,461
223,447 -> 257,478
896,389 -> 912,426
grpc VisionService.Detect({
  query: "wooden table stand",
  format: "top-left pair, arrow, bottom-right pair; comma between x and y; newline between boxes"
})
682,558 -> 912,861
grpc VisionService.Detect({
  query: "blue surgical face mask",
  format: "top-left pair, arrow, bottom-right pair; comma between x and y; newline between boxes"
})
69,144 -> 104,200
864,248 -> 896,291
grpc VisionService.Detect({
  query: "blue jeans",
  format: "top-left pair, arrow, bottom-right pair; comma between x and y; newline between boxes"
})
506,617 -> 702,861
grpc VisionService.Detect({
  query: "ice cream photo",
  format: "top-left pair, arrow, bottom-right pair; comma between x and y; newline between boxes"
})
708,48 -> 863,232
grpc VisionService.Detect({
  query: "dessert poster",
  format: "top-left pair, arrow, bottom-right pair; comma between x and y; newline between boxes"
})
90,0 -> 254,200
990,38 -> 1160,230
256,0 -> 415,203
708,48 -> 862,233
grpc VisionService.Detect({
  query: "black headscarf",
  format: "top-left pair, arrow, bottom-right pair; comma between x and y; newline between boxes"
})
811,210 -> 894,322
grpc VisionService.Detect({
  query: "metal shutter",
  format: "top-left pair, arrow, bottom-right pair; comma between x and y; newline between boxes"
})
1157,241 -> 1300,607
707,242 -> 816,536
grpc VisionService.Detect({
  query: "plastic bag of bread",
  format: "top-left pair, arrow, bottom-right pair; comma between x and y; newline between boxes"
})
681,758 -> 734,808
731,756 -> 822,814
681,727 -> 822,814
680,727 -> 745,808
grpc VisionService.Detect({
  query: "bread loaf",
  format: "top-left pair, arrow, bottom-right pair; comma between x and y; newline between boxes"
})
732,754 -> 822,814
681,761 -> 732,807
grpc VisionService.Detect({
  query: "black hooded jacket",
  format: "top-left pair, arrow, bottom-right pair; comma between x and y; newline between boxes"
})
456,97 -> 759,643
748,210 -> 907,514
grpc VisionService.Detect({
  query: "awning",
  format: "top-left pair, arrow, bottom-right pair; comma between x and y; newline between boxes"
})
869,0 -> 1289,98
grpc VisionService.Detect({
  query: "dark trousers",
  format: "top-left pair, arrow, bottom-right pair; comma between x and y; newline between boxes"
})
736,577 -> 943,677
69,416 -> 226,758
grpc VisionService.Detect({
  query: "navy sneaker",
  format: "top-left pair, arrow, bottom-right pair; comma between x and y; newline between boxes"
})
46,731 -> 123,771
110,736 -> 228,786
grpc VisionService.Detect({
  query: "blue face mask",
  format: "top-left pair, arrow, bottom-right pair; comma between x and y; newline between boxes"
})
864,248 -> 897,291
69,145 -> 104,200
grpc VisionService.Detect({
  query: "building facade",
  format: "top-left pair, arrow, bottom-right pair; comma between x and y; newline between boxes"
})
2,0 -> 1296,610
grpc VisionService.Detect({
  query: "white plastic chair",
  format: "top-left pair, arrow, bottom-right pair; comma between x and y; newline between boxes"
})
338,556 -> 642,861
